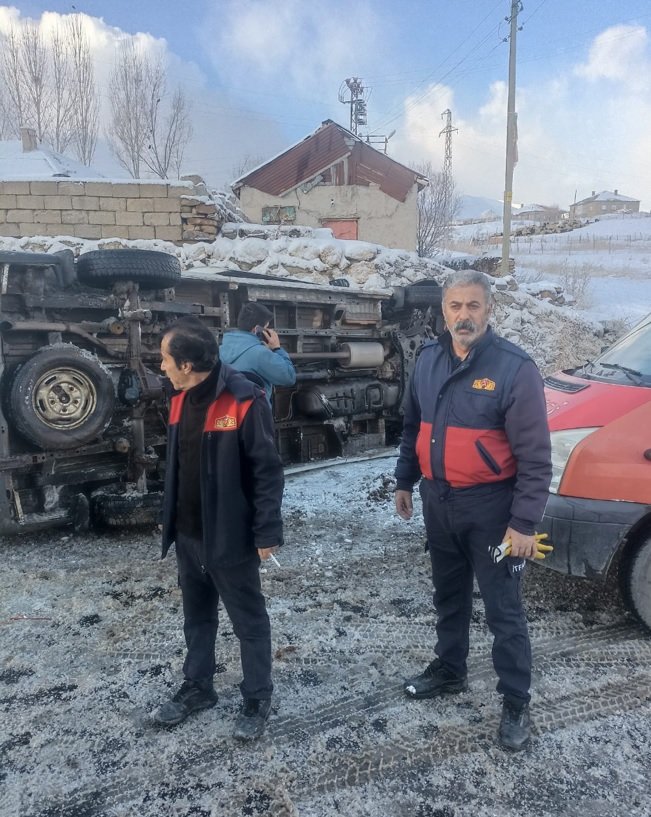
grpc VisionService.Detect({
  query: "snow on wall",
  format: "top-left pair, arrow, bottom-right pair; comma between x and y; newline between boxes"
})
0,225 -> 604,373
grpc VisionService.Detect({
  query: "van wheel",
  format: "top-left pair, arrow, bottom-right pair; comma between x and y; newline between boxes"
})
622,535 -> 651,630
76,249 -> 182,289
8,346 -> 114,450
404,281 -> 442,308
91,490 -> 163,528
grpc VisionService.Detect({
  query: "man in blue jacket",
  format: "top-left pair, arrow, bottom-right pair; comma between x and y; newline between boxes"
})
153,316 -> 284,741
220,302 -> 296,405
394,270 -> 551,751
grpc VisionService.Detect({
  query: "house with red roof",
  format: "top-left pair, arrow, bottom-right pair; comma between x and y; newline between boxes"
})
231,120 -> 427,251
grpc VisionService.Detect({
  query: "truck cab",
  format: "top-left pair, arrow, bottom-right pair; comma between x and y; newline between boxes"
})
539,313 -> 651,627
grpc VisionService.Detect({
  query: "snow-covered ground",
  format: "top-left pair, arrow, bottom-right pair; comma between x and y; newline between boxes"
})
450,213 -> 651,326
2,456 -> 650,817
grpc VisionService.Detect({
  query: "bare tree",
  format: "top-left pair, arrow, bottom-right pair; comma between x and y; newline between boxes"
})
413,160 -> 462,257
1,27 -> 28,137
107,44 -> 192,179
0,82 -> 14,140
48,25 -> 75,154
0,17 -> 96,158
16,23 -> 53,141
67,15 -> 99,165
107,41 -> 149,177
231,154 -> 266,181
140,61 -> 192,179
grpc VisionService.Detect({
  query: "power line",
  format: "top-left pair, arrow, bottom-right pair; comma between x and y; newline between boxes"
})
367,1 -> 505,132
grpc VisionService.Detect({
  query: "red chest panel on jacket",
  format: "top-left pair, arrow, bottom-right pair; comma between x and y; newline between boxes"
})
169,392 -> 186,425
204,393 -> 253,431
168,391 -> 253,430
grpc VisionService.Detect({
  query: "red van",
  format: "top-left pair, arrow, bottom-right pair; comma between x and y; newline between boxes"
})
539,313 -> 651,628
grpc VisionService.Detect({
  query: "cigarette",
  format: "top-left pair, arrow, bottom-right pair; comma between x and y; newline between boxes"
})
269,553 -> 281,567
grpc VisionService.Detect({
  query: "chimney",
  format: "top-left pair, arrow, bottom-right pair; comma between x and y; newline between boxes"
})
20,127 -> 38,152
591,190 -> 595,197
614,189 -> 618,195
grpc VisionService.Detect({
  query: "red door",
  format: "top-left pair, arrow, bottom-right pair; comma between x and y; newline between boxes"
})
322,219 -> 359,240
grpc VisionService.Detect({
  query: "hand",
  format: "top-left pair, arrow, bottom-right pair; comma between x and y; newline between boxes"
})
262,328 -> 281,351
395,489 -> 413,520
503,527 -> 537,559
258,546 -> 278,561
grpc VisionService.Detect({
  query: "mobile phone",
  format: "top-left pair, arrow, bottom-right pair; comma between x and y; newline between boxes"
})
255,325 -> 266,341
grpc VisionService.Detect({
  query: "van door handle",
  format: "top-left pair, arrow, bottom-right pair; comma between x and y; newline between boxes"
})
644,449 -> 651,461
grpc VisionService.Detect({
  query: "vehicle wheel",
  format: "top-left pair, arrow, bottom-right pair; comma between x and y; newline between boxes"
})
91,489 -> 163,528
8,345 -> 114,450
76,249 -> 182,289
404,282 -> 442,308
622,535 -> 651,630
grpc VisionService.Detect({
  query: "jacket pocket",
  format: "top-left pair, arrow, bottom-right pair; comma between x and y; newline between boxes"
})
475,439 -> 502,475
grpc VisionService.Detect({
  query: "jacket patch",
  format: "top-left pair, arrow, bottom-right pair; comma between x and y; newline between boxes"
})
214,414 -> 237,429
204,394 -> 254,432
472,378 -> 496,391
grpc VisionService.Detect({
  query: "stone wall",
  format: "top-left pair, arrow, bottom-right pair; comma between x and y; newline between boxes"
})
0,179 -> 197,242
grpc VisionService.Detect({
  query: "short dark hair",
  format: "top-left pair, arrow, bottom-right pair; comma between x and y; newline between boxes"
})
163,316 -> 219,372
443,270 -> 492,303
237,302 -> 274,332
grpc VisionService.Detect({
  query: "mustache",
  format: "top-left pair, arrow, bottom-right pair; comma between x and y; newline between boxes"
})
453,319 -> 476,333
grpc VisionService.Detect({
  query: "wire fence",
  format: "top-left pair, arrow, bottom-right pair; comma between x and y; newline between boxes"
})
511,233 -> 651,255
454,233 -> 651,255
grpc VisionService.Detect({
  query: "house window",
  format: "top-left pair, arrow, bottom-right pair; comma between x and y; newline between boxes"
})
262,205 -> 296,224
321,218 -> 359,240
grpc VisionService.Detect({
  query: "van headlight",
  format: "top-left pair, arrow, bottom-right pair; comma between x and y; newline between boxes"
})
549,428 -> 599,494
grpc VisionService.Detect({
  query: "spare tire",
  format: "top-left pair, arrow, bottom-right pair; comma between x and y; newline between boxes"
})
8,345 -> 114,450
76,249 -> 182,289
404,281 -> 442,309
91,489 -> 163,528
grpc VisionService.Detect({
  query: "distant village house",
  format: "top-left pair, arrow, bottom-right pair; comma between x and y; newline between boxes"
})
569,190 -> 640,220
513,203 -> 564,224
231,120 -> 427,251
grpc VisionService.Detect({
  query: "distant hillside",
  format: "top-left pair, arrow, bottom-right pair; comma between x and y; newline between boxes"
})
458,194 -> 503,221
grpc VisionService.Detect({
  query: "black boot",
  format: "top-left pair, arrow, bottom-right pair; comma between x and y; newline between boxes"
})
152,680 -> 218,728
403,658 -> 468,699
498,697 -> 531,751
232,697 -> 272,741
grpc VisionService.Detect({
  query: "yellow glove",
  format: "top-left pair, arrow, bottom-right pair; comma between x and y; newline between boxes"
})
489,532 -> 553,564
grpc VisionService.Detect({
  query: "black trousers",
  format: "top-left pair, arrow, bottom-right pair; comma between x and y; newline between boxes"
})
175,533 -> 273,700
419,478 -> 531,703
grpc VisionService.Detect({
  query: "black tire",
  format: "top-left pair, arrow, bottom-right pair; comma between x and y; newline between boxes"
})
8,345 -> 114,450
404,281 -> 442,308
622,535 -> 651,630
91,490 -> 163,528
76,250 -> 182,289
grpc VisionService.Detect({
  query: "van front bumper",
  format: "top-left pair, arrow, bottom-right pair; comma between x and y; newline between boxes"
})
538,493 -> 649,579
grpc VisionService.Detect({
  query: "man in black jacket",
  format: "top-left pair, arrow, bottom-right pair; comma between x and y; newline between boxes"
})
394,270 -> 551,751
153,317 -> 284,741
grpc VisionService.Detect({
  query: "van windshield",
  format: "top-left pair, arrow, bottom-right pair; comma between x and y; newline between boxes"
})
589,317 -> 651,384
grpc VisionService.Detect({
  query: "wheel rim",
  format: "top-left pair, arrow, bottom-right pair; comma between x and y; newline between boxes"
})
32,368 -> 97,430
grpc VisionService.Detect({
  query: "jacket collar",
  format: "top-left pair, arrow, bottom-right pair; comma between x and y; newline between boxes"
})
440,325 -> 495,364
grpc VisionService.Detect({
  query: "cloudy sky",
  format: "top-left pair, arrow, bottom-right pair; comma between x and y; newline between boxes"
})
4,1 -> 651,209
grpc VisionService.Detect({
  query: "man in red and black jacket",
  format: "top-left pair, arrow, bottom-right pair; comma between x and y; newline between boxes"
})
153,316 -> 284,741
395,270 -> 551,752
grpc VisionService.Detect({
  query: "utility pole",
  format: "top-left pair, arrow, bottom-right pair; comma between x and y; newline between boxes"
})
337,79 -> 394,151
439,109 -> 457,179
338,78 -> 367,136
439,109 -> 458,250
501,0 -> 521,277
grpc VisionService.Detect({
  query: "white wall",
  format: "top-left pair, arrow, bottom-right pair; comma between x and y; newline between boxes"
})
239,183 -> 420,251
